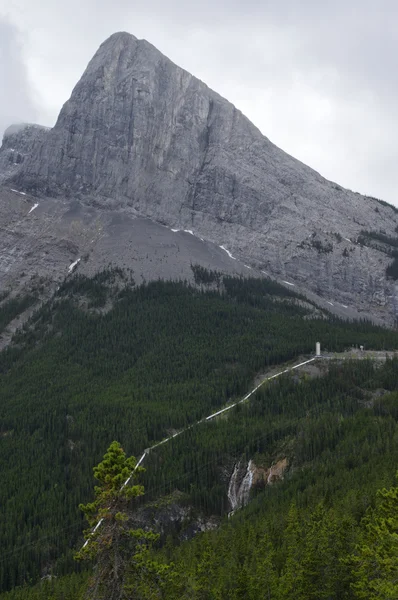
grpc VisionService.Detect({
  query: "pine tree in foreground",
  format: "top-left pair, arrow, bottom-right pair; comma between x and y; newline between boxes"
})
75,441 -> 172,600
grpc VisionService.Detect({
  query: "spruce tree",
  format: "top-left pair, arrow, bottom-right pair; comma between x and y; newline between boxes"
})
75,441 -> 168,600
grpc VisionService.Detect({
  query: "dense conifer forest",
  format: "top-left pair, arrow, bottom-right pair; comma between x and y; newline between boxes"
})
0,269 -> 397,597
0,294 -> 36,334
2,357 -> 398,598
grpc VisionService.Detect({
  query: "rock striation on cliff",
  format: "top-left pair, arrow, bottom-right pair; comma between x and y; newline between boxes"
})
2,31 -> 398,321
0,123 -> 49,183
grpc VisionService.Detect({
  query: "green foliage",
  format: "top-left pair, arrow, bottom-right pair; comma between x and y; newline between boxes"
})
358,230 -> 398,275
279,504 -> 353,599
0,271 -> 397,593
350,476 -> 398,599
142,358 -> 398,513
371,197 -> 398,215
359,230 -> 398,250
76,441 -> 145,554
1,358 -> 398,599
75,441 -> 168,600
0,574 -> 87,600
222,273 -> 307,303
190,264 -> 222,286
0,290 -> 10,303
0,295 -> 36,334
311,239 -> 333,254
154,501 -> 355,599
57,267 -> 127,308
357,231 -> 398,279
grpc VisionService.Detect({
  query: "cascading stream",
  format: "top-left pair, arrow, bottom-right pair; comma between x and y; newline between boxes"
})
227,460 -> 253,514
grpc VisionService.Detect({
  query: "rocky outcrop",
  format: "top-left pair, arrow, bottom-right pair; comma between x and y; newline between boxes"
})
0,123 -> 49,183
130,492 -> 219,541
255,458 -> 288,486
227,458 -> 288,513
3,31 -> 398,321
0,180 -> 260,354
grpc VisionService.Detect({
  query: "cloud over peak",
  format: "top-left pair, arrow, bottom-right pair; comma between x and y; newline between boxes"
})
0,18 -> 38,139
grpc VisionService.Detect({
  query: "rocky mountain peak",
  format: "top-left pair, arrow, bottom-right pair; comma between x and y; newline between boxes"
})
102,30 -> 138,44
2,32 -> 398,323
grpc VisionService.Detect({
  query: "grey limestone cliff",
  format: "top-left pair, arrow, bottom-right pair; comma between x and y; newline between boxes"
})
3,31 -> 398,322
0,123 -> 49,183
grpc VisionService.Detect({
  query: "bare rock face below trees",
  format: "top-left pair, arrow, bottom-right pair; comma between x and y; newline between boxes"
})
1,31 -> 398,323
130,492 -> 220,542
228,458 -> 288,513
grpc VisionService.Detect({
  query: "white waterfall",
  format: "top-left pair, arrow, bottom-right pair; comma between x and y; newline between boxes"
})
239,460 -> 253,507
227,460 -> 253,514
227,463 -> 240,512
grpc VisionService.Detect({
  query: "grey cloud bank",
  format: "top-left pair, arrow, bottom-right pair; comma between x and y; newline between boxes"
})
0,19 -> 38,136
1,0 -> 397,205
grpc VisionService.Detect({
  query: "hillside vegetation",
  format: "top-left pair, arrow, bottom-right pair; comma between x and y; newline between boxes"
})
2,357 -> 398,599
0,270 -> 397,593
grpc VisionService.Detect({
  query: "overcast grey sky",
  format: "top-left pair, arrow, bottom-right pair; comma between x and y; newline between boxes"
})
1,0 -> 397,205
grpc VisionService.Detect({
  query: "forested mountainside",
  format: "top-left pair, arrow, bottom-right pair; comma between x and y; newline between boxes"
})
0,269 -> 397,597
1,358 -> 398,599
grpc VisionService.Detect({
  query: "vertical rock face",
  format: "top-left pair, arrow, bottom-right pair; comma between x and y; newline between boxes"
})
4,31 -> 398,320
16,31 -> 225,208
227,458 -> 288,513
0,123 -> 49,183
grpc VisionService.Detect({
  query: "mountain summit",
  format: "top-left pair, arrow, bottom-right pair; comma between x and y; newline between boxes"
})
2,32 -> 398,322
